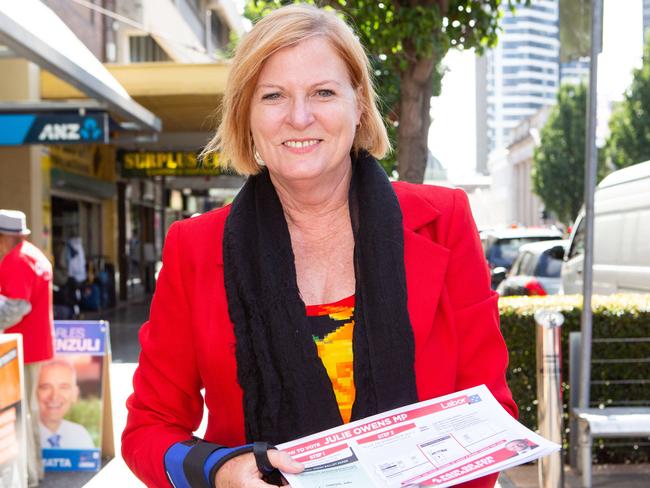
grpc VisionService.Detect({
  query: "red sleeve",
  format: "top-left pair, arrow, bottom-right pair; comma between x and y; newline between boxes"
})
445,189 -> 518,488
121,222 -> 204,487
0,254 -> 34,301
447,189 -> 518,406
444,189 -> 517,416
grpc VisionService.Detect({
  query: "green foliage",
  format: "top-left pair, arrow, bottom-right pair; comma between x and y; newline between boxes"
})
532,83 -> 605,225
66,396 -> 102,448
244,1 -> 527,176
500,294 -> 650,463
605,36 -> 650,169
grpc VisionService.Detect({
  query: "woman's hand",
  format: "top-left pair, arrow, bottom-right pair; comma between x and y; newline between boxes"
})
214,450 -> 304,487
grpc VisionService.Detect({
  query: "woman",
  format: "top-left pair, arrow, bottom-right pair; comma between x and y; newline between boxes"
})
122,4 -> 517,488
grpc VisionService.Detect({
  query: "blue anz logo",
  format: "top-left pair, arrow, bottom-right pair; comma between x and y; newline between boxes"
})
80,117 -> 102,141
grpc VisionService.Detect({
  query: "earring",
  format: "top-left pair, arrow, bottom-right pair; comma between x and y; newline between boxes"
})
254,147 -> 266,166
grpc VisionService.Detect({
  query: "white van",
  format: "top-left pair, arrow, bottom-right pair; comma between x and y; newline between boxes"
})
562,160 -> 650,294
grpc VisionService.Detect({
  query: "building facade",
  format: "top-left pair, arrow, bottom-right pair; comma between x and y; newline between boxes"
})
476,0 -> 560,172
479,107 -> 552,229
560,56 -> 589,85
0,0 -> 242,309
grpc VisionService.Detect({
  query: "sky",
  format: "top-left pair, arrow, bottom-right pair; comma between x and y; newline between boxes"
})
428,0 -> 644,182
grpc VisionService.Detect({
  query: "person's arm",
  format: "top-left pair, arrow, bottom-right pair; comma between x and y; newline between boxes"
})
164,440 -> 301,488
443,189 -> 518,488
121,222 -> 302,487
122,222 -> 206,486
444,189 -> 517,417
0,255 -> 34,331
0,295 -> 31,330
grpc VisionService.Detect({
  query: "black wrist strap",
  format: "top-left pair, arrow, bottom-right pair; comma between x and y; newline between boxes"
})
253,441 -> 277,475
182,439 -> 225,488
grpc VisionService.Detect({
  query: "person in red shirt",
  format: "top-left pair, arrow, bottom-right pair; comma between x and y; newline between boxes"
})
0,209 -> 54,487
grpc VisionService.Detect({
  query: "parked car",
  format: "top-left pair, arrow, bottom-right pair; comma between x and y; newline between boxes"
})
562,160 -> 650,294
497,240 -> 568,296
481,227 -> 564,288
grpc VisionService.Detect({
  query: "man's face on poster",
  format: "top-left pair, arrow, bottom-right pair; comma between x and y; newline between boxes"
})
37,362 -> 79,425
505,439 -> 529,453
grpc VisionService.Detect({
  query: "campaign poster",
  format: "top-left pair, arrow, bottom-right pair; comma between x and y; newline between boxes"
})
40,321 -> 108,471
0,334 -> 26,488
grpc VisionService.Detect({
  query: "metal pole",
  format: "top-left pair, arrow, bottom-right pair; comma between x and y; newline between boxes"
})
205,9 -> 213,59
578,0 -> 603,411
535,309 -> 565,488
117,181 -> 127,302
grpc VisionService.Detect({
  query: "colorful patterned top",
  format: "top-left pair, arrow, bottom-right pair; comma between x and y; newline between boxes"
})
305,295 -> 356,424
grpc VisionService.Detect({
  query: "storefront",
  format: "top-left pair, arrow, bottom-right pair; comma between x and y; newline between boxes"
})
0,2 -> 160,312
44,144 -> 118,315
116,149 -> 244,299
0,108 -> 122,316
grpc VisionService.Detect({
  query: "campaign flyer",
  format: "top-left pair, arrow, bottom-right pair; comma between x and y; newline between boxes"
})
39,321 -> 108,471
0,334 -> 26,488
279,385 -> 559,488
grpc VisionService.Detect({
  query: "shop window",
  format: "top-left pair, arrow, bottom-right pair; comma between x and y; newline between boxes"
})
129,35 -> 170,63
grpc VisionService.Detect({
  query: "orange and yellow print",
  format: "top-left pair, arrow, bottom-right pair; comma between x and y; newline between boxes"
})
306,296 -> 356,424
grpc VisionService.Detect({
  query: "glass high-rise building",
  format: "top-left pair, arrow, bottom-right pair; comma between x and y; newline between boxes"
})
560,57 -> 589,85
476,0 -> 560,172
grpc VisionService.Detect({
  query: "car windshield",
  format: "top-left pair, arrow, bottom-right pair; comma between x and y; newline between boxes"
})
535,251 -> 563,278
487,237 -> 558,268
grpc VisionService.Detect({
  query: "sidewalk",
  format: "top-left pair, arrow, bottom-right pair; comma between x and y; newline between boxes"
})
500,462 -> 650,487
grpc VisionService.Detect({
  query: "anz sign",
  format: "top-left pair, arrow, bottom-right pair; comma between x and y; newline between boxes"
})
38,117 -> 103,142
0,113 -> 108,146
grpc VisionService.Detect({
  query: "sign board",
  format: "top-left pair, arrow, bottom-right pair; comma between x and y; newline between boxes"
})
46,145 -> 116,182
119,150 -> 222,177
0,113 -> 108,146
40,321 -> 113,472
0,334 -> 26,488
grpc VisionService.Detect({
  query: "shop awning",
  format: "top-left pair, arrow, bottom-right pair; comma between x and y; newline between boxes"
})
0,0 -> 161,132
41,62 -> 231,133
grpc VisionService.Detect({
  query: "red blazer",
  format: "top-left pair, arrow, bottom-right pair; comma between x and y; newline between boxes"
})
122,182 -> 517,487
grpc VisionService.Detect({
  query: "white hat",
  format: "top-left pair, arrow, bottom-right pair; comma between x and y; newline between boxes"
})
0,210 -> 31,236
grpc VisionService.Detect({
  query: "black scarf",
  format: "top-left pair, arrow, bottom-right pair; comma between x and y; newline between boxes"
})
222,150 -> 418,444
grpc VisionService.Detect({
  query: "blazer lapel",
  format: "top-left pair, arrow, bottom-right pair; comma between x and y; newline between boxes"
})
217,185 -> 450,351
395,185 -> 450,352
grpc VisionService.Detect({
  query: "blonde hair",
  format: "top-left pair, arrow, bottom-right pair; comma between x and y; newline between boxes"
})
202,3 -> 390,175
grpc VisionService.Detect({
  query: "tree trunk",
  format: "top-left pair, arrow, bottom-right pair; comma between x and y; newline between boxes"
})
397,54 -> 435,183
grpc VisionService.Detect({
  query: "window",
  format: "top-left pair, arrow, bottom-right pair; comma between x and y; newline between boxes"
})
535,251 -> 563,277
487,236 -> 561,269
129,36 -> 171,63
503,41 -> 557,51
568,217 -> 586,259
514,252 -> 535,275
503,16 -> 558,27
210,10 -> 231,50
510,253 -> 524,275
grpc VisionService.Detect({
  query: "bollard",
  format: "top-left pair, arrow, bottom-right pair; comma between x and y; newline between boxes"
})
535,309 -> 565,488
